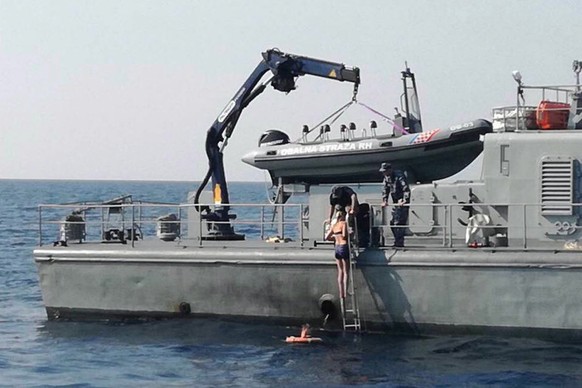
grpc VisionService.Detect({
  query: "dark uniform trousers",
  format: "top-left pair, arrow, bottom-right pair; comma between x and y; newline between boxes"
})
390,206 -> 409,247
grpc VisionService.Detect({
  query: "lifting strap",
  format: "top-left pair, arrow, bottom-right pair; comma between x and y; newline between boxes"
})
303,100 -> 356,142
356,101 -> 409,135
298,98 -> 411,143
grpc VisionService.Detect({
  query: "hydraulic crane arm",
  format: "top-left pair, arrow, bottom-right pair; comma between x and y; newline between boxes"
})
194,49 -> 360,237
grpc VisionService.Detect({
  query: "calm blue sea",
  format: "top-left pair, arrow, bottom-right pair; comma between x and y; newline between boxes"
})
2,179 -> 582,387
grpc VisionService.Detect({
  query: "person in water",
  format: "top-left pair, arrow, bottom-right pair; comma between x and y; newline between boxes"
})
325,209 -> 349,304
328,185 -> 359,224
300,323 -> 310,338
380,162 -> 411,248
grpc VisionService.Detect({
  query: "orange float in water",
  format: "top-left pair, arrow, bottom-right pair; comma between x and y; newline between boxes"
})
285,336 -> 323,344
285,324 -> 323,343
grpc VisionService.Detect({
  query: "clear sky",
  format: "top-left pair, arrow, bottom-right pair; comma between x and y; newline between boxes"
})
1,0 -> 581,182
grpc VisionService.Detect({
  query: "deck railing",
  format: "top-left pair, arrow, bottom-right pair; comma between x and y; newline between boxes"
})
492,83 -> 579,132
37,201 -> 582,251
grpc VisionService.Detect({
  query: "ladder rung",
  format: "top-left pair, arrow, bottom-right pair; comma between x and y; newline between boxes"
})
343,232 -> 362,332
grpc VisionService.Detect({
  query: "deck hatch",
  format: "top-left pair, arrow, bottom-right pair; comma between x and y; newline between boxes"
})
540,157 -> 574,215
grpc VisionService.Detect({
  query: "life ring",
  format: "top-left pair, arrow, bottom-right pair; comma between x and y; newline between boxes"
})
285,336 -> 323,344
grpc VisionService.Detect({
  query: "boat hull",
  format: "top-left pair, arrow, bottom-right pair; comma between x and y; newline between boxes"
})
34,242 -> 582,339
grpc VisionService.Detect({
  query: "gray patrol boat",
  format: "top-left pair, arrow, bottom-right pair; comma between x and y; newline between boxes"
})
33,51 -> 582,339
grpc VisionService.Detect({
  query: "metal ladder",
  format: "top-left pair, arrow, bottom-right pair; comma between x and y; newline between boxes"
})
342,214 -> 361,332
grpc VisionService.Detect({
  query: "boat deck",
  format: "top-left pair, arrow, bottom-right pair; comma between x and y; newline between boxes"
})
34,235 -> 582,270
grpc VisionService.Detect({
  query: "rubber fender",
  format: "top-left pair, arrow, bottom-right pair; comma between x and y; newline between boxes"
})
179,302 -> 191,315
318,294 -> 336,318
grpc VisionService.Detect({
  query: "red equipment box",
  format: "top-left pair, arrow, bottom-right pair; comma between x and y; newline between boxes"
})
536,100 -> 570,129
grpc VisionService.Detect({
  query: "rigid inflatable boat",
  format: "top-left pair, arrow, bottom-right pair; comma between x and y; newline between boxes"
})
242,119 -> 492,184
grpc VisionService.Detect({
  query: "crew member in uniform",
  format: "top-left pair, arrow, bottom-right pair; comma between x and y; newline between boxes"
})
380,163 -> 410,248
328,185 -> 359,224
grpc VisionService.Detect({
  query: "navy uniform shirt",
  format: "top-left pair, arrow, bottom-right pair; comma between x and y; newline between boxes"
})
330,186 -> 356,208
382,172 -> 410,204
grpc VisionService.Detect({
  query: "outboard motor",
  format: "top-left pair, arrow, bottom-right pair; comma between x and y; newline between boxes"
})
258,129 -> 290,147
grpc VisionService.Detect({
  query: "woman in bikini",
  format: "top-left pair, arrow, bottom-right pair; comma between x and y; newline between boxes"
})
325,210 -> 349,304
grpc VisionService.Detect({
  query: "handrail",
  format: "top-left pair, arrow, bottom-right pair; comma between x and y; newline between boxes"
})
36,200 -> 582,251
367,200 -> 582,251
37,202 -> 306,247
